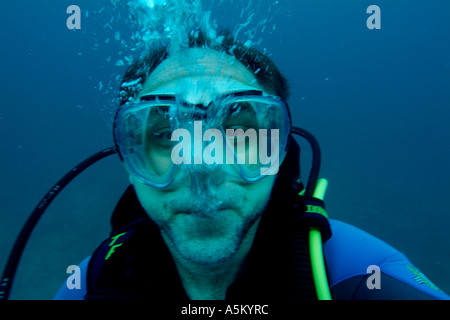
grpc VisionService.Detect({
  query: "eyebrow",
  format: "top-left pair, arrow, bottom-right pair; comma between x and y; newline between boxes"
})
140,94 -> 176,102
139,90 -> 263,103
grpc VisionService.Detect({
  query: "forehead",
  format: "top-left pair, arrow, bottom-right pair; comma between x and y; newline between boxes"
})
139,48 -> 263,100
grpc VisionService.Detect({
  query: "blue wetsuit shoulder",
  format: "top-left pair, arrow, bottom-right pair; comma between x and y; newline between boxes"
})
324,219 -> 449,299
54,256 -> 89,300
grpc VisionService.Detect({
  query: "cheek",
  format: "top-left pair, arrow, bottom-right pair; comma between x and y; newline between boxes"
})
131,177 -> 170,222
240,175 -> 276,216
145,142 -> 173,175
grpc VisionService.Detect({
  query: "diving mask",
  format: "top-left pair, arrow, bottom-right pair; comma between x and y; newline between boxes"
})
114,89 -> 292,188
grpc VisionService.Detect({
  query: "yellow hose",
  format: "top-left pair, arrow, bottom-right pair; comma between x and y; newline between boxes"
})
309,178 -> 331,300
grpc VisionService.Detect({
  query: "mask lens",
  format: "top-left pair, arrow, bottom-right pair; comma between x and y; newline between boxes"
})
116,101 -> 177,188
222,96 -> 289,180
144,105 -> 176,174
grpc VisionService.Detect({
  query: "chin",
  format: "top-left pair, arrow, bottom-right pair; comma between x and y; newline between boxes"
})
164,209 -> 257,265
176,238 -> 240,265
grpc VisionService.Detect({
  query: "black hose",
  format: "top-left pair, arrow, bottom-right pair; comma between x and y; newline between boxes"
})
291,127 -> 321,198
0,147 -> 118,300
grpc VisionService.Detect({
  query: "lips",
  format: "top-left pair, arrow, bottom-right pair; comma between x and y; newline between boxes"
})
174,202 -> 230,217
166,182 -> 245,218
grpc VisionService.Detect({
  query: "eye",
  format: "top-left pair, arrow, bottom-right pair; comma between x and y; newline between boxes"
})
223,102 -> 258,131
151,128 -> 173,146
226,124 -> 250,131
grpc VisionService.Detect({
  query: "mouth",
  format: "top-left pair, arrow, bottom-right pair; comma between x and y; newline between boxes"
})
167,183 -> 244,217
175,204 -> 231,217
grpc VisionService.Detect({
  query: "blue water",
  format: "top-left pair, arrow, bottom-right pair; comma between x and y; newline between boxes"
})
1,0 -> 449,299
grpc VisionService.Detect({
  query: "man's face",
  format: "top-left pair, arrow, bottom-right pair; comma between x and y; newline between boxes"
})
129,48 -> 276,265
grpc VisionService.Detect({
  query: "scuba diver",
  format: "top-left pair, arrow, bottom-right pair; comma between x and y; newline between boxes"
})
2,30 -> 448,301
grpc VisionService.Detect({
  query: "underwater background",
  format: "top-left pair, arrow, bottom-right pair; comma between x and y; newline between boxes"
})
1,0 -> 449,299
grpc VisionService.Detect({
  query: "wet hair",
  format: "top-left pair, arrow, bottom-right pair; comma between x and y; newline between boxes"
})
117,29 -> 290,106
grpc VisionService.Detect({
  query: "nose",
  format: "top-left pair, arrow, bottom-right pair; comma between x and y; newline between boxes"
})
186,160 -> 226,197
170,117 -> 231,195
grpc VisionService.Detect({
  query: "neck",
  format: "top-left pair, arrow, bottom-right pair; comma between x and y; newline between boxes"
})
162,218 -> 261,300
173,252 -> 244,300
